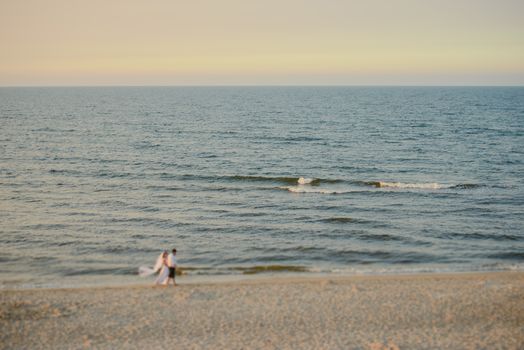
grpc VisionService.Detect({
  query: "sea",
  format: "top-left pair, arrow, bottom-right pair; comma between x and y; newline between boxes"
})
1,86 -> 523,289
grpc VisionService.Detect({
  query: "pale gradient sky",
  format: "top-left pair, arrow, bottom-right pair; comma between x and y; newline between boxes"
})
1,0 -> 523,86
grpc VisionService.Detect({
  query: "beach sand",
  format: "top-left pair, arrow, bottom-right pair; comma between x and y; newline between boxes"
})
1,271 -> 523,349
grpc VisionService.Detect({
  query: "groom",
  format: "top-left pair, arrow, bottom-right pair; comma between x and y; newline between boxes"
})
166,248 -> 177,286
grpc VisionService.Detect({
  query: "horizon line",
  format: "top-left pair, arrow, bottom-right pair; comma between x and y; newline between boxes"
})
1,84 -> 523,88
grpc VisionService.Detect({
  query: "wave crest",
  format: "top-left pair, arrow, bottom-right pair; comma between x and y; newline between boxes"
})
298,177 -> 314,185
376,182 -> 443,189
285,186 -> 344,194
367,182 -> 482,190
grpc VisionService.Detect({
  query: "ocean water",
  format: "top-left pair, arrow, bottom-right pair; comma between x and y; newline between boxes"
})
1,86 -> 523,288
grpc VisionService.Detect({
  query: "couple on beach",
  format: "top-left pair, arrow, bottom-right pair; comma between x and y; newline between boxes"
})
139,248 -> 177,286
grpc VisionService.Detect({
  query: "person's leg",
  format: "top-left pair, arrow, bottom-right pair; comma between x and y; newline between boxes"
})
167,267 -> 175,285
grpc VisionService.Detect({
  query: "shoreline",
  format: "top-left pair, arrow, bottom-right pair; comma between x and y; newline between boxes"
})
2,267 -> 524,292
2,271 -> 523,349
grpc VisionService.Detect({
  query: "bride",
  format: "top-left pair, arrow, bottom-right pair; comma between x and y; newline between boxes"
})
138,251 -> 169,285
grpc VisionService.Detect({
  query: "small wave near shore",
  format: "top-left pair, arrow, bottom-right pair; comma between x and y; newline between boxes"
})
279,176 -> 484,194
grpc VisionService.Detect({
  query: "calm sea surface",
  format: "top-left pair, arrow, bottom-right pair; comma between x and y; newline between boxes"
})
1,87 -> 523,288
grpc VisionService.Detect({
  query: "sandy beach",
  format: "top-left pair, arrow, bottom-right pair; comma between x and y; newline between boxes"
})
1,271 -> 523,350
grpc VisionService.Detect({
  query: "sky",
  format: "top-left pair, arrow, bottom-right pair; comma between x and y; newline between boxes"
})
1,0 -> 523,86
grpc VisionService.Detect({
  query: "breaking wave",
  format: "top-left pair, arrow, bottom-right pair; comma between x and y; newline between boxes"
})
298,177 -> 314,185
173,174 -> 483,191
223,175 -> 339,186
285,186 -> 346,194
277,177 -> 483,194
363,181 -> 483,190
373,182 -> 444,189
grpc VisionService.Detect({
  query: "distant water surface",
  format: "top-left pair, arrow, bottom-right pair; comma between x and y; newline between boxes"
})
1,87 -> 523,288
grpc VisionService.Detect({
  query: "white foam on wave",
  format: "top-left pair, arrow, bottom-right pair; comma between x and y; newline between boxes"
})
378,182 -> 445,189
285,178 -> 461,194
285,186 -> 343,194
297,177 -> 314,185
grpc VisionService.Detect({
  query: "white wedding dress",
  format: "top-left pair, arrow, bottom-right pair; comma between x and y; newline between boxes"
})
138,252 -> 169,285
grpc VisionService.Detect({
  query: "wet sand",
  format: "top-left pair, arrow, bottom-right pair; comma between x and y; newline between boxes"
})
1,271 -> 523,349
